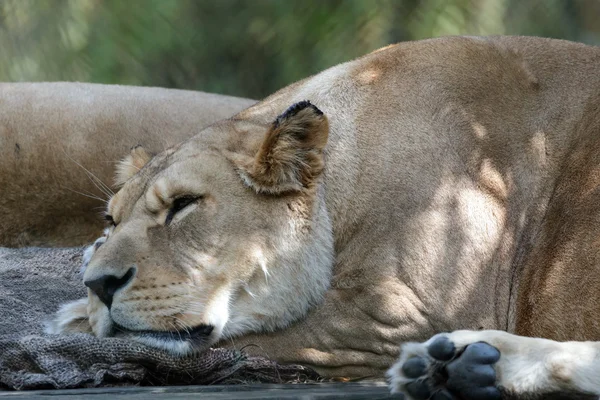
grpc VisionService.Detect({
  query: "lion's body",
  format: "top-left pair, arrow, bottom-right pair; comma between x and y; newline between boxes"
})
0,82 -> 255,247
219,35 -> 600,374
49,36 -> 600,396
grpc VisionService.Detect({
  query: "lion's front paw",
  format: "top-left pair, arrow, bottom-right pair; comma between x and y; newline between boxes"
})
388,334 -> 501,400
44,298 -> 93,334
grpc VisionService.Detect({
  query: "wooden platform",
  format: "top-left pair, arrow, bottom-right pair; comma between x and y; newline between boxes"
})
0,383 -> 403,399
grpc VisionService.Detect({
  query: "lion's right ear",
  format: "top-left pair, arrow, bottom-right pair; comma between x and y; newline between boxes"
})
114,145 -> 152,187
232,101 -> 329,194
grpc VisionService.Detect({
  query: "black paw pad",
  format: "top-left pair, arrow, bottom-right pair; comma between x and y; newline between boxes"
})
445,342 -> 501,400
406,379 -> 431,400
459,342 -> 501,364
402,356 -> 427,378
428,336 -> 456,361
398,339 -> 501,400
432,388 -> 454,400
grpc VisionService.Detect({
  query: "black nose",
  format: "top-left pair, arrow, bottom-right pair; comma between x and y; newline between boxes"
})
84,268 -> 135,308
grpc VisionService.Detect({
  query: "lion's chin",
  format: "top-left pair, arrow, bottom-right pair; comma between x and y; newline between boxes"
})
113,323 -> 215,356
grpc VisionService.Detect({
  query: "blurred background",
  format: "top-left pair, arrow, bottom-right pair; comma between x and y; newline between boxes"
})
1,0 -> 599,100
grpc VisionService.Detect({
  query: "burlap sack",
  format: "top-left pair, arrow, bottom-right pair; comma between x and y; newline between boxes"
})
0,247 -> 319,390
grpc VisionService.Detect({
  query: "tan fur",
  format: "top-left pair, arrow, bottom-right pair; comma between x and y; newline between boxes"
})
53,36 -> 600,386
0,82 -> 255,247
114,146 -> 153,188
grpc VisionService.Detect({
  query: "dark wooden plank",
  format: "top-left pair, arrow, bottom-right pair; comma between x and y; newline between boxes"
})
0,383 -> 403,399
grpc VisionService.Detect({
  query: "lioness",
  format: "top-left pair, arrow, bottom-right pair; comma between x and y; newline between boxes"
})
0,82 -> 254,247
52,36 -> 600,398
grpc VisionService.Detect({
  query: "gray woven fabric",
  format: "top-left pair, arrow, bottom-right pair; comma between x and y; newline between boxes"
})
0,247 -> 319,390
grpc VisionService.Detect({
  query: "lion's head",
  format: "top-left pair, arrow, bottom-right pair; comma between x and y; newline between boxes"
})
77,101 -> 334,354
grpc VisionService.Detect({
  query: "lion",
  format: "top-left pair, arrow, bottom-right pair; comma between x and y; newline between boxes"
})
50,36 -> 600,398
0,82 -> 254,247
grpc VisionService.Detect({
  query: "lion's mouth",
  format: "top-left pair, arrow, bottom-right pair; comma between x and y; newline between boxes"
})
113,323 -> 215,355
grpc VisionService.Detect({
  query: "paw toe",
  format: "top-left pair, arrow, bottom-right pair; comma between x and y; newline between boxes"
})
431,389 -> 455,400
402,356 -> 428,378
405,379 -> 431,400
461,342 -> 501,364
427,336 -> 456,361
444,342 -> 500,400
447,363 -> 496,389
391,339 -> 502,400
460,386 -> 502,400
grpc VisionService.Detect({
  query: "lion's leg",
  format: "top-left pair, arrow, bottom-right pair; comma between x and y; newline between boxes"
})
219,288 -> 415,378
223,331 -> 394,378
388,330 -> 600,399
222,317 -> 401,378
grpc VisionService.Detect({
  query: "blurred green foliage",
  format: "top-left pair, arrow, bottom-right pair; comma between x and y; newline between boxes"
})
1,0 -> 599,99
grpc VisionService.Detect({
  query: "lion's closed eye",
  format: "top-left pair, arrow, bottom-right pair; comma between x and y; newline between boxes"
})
104,214 -> 117,227
165,196 -> 202,225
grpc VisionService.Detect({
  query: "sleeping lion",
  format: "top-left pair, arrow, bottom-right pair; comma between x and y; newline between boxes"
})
48,36 -> 600,399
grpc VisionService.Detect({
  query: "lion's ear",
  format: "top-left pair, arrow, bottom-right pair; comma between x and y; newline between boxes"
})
114,145 -> 152,187
236,101 -> 329,194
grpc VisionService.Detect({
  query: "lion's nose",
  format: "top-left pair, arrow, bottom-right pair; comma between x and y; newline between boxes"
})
84,268 -> 135,308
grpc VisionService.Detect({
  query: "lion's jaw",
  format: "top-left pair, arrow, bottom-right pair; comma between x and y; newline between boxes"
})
223,186 -> 333,339
82,102 -> 333,355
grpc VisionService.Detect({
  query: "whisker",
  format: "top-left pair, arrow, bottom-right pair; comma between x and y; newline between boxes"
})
62,186 -> 108,203
86,172 -> 113,197
181,311 -> 204,317
60,148 -> 115,197
168,320 -> 184,341
172,317 -> 191,335
72,315 -> 89,331
87,172 -> 114,199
